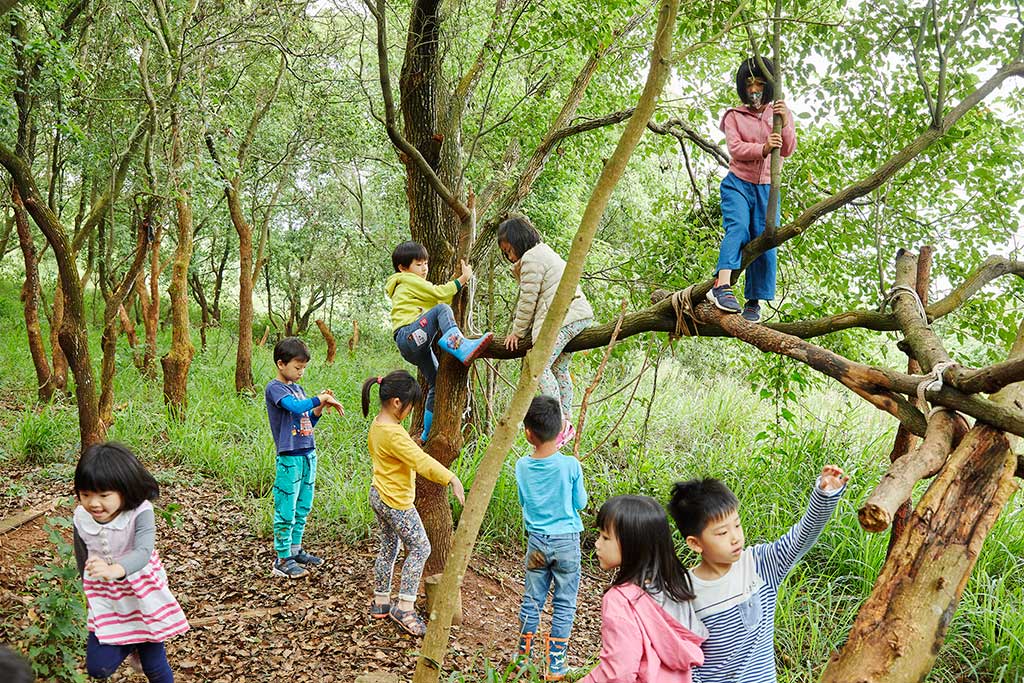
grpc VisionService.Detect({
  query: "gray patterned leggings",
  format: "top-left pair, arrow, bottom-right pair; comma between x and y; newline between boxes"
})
369,486 -> 431,603
539,318 -> 593,420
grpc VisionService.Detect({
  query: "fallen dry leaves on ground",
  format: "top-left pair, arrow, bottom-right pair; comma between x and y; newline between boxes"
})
0,462 -> 605,681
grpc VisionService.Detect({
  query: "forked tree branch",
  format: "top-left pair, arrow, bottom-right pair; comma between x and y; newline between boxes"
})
364,0 -> 471,223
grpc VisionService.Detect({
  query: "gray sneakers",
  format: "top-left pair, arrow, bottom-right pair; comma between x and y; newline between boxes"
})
741,300 -> 761,323
271,557 -> 309,579
706,285 -> 742,313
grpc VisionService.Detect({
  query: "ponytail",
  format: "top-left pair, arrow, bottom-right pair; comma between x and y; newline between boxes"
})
362,370 -> 423,417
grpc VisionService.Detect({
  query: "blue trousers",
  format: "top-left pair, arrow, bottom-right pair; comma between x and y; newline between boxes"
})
394,303 -> 457,413
272,450 -> 317,558
518,532 -> 581,639
716,172 -> 777,301
86,632 -> 173,682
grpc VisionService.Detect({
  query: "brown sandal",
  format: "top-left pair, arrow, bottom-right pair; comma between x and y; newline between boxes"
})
389,607 -> 426,636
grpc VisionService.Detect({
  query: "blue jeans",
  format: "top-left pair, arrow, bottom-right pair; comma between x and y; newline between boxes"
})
716,172 -> 777,301
518,532 -> 581,639
86,632 -> 173,682
394,304 -> 457,412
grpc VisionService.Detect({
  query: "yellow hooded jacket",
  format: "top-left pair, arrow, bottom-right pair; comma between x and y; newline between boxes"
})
385,271 -> 460,332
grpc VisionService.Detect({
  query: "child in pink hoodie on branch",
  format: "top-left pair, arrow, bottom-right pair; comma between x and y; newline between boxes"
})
579,495 -> 707,683
706,57 -> 796,323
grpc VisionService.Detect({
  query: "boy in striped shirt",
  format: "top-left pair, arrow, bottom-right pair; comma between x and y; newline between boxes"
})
668,466 -> 847,683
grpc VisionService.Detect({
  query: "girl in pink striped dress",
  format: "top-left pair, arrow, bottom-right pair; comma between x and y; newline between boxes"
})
73,442 -> 189,682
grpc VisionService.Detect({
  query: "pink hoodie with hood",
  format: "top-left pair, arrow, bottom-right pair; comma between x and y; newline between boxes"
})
719,102 -> 796,185
580,583 -> 705,683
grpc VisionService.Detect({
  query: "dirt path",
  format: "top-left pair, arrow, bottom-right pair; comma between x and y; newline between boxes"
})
0,462 -> 604,681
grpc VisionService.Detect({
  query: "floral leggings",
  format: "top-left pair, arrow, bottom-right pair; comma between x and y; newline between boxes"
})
369,486 -> 431,603
539,318 -> 593,420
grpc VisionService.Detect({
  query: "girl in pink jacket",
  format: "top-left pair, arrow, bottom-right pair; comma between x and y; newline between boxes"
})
706,57 -> 797,323
581,496 -> 707,683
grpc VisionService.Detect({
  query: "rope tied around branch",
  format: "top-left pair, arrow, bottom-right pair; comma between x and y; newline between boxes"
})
916,361 -> 956,407
670,285 -> 701,338
883,284 -> 928,321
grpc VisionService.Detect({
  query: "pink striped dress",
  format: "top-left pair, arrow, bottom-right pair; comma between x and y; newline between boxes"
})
73,501 -> 189,645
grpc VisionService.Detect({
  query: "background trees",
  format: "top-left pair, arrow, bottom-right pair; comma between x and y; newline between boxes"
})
2,0 -> 1023,680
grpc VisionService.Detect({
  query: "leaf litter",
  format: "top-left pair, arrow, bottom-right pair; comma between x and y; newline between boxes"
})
0,461 -> 604,681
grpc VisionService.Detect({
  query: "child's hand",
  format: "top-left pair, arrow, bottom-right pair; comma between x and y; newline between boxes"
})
459,259 -> 473,285
449,476 -> 466,505
819,465 -> 849,492
319,392 -> 344,416
85,558 -> 126,581
773,99 -> 789,121
504,333 -> 520,351
762,132 -> 783,156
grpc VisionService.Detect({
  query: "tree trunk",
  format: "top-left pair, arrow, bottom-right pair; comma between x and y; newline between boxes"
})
398,0 -> 470,577
822,425 -> 1018,682
12,184 -> 55,402
886,246 -> 933,553
347,319 -> 360,355
315,319 -> 336,363
137,223 -> 162,377
48,280 -> 69,391
189,271 -> 210,351
823,322 -> 1024,682
161,194 -> 195,417
413,0 -> 679,675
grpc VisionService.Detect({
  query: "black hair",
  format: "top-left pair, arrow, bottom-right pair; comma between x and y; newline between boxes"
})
361,369 -> 423,417
597,495 -> 696,603
735,56 -> 775,106
274,337 -> 310,365
523,395 -> 562,443
668,477 -> 739,539
73,442 -> 160,511
391,241 -> 429,272
496,215 -> 541,263
0,646 -> 34,683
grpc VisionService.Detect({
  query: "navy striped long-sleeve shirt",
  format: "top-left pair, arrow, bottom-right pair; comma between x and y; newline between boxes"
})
690,483 -> 845,683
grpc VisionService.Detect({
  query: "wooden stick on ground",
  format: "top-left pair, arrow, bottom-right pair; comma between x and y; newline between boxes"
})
0,497 -> 61,535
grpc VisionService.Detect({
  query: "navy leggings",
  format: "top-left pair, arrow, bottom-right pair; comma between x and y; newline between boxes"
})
86,632 -> 173,682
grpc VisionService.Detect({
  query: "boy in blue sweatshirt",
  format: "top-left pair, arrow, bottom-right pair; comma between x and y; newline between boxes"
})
265,337 -> 343,579
515,395 -> 588,680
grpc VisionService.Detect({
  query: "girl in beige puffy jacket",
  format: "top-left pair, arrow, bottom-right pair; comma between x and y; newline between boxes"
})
498,215 -> 594,446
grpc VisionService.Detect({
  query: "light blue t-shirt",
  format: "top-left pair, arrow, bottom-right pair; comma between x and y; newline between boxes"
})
515,452 -> 587,535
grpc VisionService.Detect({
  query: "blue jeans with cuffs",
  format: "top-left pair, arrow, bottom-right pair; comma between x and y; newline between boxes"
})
717,171 -> 777,301
518,532 -> 581,639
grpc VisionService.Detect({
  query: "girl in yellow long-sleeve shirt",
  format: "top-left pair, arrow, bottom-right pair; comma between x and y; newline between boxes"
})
362,370 -> 466,637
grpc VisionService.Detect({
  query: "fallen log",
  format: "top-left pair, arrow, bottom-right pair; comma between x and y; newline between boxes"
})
859,409 -> 968,532
0,497 -> 61,535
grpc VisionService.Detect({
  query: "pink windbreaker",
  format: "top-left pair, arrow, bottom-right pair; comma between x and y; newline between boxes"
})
719,103 -> 796,185
580,583 -> 705,683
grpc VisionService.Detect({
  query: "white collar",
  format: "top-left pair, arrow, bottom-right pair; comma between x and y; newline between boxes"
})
74,500 -> 152,535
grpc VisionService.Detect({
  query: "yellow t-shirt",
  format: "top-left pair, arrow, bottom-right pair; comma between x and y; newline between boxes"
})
368,420 -> 454,510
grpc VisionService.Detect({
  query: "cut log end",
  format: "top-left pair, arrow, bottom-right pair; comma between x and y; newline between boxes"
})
858,503 -> 892,533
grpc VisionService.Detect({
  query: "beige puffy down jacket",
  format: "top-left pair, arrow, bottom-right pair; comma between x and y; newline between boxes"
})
509,242 -> 594,343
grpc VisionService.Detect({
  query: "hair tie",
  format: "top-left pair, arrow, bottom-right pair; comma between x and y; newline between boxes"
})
377,376 -> 383,384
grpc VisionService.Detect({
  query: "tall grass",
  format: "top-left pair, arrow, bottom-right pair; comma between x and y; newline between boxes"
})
0,280 -> 1021,681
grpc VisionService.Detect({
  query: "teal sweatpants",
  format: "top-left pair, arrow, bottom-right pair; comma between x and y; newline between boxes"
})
273,451 -> 317,559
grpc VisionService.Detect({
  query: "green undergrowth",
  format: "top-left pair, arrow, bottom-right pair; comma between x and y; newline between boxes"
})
0,290 -> 1022,681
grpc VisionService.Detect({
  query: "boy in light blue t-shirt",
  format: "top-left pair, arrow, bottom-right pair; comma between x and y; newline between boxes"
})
514,395 -> 588,681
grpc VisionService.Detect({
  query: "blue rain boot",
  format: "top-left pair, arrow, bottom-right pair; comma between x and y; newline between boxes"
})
545,635 -> 568,681
513,631 -> 534,675
421,409 -> 433,442
437,326 -> 494,367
